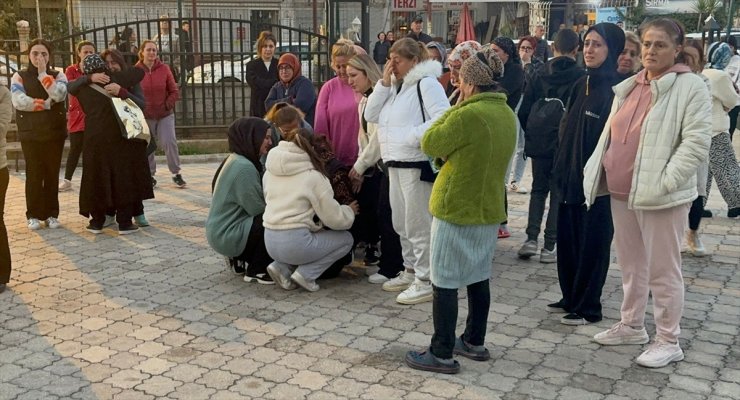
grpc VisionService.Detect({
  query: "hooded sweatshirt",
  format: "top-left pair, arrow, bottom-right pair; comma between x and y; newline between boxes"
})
265,53 -> 317,125
135,59 -> 179,119
552,23 -> 625,205
262,140 -> 355,231
603,64 -> 691,201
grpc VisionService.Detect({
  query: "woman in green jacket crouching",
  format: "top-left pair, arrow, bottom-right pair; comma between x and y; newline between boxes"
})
405,47 -> 517,374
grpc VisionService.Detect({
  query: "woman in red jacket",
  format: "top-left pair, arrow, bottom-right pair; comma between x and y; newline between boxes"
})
59,40 -> 97,192
135,40 -> 185,188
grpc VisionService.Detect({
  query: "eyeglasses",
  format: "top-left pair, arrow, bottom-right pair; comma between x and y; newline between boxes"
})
520,46 -> 533,52
278,65 -> 293,71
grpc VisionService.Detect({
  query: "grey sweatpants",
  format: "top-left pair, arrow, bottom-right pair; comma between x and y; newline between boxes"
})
146,114 -> 181,175
264,228 -> 353,281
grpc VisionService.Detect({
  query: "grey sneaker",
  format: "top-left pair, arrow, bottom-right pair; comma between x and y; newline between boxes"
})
539,247 -> 557,263
517,240 -> 538,259
291,271 -> 320,292
173,174 -> 187,188
103,215 -> 116,228
267,263 -> 297,290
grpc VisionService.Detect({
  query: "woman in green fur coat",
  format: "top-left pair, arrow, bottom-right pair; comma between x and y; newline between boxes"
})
405,47 -> 517,374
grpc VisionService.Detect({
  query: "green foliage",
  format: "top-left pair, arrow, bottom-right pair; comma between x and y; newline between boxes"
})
0,3 -> 70,51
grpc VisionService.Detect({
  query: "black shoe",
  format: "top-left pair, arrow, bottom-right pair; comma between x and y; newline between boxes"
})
244,273 -> 275,285
151,177 -> 157,188
226,258 -> 245,275
173,174 -> 187,188
560,313 -> 594,326
702,209 -> 713,218
118,224 -> 140,235
364,245 -> 380,266
405,348 -> 460,374
453,336 -> 490,361
86,222 -> 103,234
546,301 -> 568,313
728,207 -> 740,219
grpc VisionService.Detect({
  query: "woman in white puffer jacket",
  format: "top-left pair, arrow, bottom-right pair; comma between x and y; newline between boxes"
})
364,38 -> 450,305
583,19 -> 711,369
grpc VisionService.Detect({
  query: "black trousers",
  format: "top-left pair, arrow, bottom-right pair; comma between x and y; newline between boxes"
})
21,138 -> 65,220
377,171 -> 404,278
91,203 -> 135,227
729,106 -> 739,141
0,167 -> 10,284
526,157 -> 558,250
353,170 -> 381,245
64,132 -> 84,181
688,196 -> 705,231
234,214 -> 273,276
556,196 -> 613,322
431,280 -> 490,359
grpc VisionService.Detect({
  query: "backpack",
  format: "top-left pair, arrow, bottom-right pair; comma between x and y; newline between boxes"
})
524,81 -> 569,158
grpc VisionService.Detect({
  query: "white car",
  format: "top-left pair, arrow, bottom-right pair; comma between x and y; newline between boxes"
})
0,54 -> 20,87
190,42 -> 311,83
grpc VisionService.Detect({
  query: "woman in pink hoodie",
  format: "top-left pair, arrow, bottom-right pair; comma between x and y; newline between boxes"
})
583,18 -> 711,369
136,40 -> 185,189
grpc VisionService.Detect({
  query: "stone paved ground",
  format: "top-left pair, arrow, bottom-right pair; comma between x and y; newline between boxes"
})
1,160 -> 738,400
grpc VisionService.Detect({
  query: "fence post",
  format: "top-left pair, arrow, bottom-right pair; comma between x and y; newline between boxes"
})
17,20 -> 31,65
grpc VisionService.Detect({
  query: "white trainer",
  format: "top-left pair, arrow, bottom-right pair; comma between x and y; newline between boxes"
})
368,273 -> 389,284
686,230 -> 707,257
593,322 -> 650,345
396,279 -> 433,305
28,218 -> 41,230
58,179 -> 72,192
382,270 -> 415,292
45,217 -> 61,229
635,338 -> 684,368
266,263 -> 297,291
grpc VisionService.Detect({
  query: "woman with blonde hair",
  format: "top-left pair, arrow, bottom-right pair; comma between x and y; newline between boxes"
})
346,53 -> 404,282
246,31 -> 279,118
314,40 -> 361,167
263,127 -> 359,292
617,31 -> 641,77
365,38 -> 450,304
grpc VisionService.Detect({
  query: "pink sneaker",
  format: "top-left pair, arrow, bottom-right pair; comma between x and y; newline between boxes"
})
593,322 -> 649,345
635,338 -> 684,368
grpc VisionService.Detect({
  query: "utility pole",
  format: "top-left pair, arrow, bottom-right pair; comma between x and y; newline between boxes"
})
727,0 -> 735,38
35,0 -> 43,38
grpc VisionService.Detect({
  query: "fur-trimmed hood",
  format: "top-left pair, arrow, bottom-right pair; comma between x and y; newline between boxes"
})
393,59 -> 443,88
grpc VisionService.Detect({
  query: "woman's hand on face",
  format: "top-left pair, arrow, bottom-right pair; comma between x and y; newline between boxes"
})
348,200 -> 360,215
104,83 -> 121,96
91,73 -> 110,85
382,61 -> 393,87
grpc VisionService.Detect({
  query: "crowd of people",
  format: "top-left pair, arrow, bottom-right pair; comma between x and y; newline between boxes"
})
0,17 -> 738,375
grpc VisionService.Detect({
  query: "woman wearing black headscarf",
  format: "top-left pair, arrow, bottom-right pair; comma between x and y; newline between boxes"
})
67,53 -> 154,234
550,23 -> 625,326
206,117 -> 274,284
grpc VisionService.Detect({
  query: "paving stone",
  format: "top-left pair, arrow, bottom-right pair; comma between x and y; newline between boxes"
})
230,377 -> 274,398
135,376 -> 182,397
288,370 -> 329,390
196,369 -> 240,390
73,346 -> 116,363
134,358 -> 177,375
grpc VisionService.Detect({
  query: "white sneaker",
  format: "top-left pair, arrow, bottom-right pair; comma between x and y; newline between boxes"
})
635,338 -> 684,368
593,322 -> 650,345
45,217 -> 61,229
396,279 -> 433,305
28,218 -> 41,230
291,271 -> 320,292
368,273 -> 389,284
686,230 -> 707,257
382,270 -> 415,292
365,265 -> 380,277
266,263 -> 297,291
58,179 -> 72,192
516,185 -> 528,194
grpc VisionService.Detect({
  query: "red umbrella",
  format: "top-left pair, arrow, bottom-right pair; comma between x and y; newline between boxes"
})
455,3 -> 476,45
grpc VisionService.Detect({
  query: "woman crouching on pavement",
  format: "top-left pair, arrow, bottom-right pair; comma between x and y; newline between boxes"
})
405,47 -> 516,374
262,128 -> 359,292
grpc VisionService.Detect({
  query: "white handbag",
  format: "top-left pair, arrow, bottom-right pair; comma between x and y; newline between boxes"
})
90,84 -> 151,143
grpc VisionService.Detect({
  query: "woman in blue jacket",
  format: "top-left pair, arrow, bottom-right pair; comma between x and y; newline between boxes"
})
265,53 -> 317,126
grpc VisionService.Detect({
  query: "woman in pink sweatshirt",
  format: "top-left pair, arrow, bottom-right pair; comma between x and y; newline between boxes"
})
313,40 -> 361,167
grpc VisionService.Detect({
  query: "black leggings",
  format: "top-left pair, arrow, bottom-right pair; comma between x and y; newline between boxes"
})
234,215 -> 273,276
64,132 -> 84,181
688,196 -> 705,231
431,280 -> 490,359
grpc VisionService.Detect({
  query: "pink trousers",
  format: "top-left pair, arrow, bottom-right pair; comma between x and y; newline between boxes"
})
610,199 -> 689,342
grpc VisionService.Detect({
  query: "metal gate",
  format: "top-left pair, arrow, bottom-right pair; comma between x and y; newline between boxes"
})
42,17 -> 329,128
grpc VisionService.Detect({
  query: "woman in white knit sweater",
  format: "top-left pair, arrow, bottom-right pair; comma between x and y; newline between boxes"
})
262,128 -> 359,292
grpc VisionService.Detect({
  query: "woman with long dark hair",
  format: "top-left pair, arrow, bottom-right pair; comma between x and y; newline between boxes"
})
10,38 -> 68,230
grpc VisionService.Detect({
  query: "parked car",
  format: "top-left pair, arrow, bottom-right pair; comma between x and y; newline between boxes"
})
190,42 -> 311,83
0,54 -> 19,87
